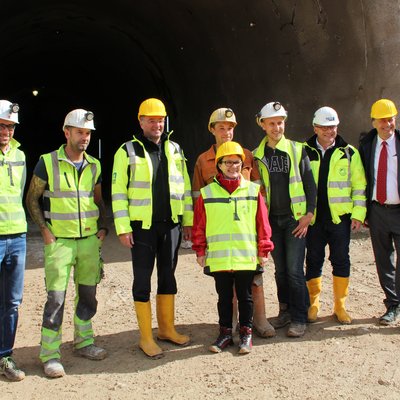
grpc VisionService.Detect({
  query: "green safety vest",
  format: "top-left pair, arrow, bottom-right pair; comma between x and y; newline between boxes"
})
201,179 -> 259,273
42,145 -> 101,238
305,143 -> 367,224
253,135 -> 307,220
112,132 -> 193,233
0,138 -> 27,234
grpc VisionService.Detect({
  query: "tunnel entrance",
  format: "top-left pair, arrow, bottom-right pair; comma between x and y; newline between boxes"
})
2,1 -> 179,201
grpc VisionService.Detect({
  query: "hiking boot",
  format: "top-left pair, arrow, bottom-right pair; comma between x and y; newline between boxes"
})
43,359 -> 65,378
379,305 -> 400,326
74,344 -> 107,360
209,327 -> 234,353
0,356 -> 25,381
238,326 -> 252,354
287,322 -> 307,338
269,303 -> 291,329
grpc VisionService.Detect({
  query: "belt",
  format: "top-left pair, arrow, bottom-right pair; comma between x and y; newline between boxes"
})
372,201 -> 400,209
56,236 -> 90,240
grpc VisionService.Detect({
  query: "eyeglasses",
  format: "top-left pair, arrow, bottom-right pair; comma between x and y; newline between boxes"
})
219,160 -> 242,167
0,123 -> 16,131
314,125 -> 337,131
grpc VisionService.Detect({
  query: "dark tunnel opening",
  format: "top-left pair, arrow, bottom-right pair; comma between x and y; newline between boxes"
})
1,1 -> 399,203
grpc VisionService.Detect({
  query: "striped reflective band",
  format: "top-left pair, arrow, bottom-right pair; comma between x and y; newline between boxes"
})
207,248 -> 257,258
207,233 -> 257,243
44,210 -> 99,220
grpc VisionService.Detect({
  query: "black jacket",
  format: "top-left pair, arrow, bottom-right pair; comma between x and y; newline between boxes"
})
359,128 -> 400,205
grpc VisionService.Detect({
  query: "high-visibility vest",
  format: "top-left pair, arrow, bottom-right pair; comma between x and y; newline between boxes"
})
201,179 -> 259,273
112,132 -> 193,233
41,145 -> 100,238
0,138 -> 27,234
253,135 -> 307,220
305,143 -> 367,224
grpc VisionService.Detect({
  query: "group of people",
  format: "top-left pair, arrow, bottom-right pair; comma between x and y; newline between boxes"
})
1,96 -> 400,381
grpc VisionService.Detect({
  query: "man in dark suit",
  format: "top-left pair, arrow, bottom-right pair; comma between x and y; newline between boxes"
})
359,98 -> 400,325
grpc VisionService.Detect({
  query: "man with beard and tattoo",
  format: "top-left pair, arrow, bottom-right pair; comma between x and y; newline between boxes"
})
26,109 -> 108,378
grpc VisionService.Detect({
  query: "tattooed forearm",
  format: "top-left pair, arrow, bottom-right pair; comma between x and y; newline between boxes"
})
26,175 -> 47,229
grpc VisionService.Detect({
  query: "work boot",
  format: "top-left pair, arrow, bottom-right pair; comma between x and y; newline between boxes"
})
238,326 -> 252,354
379,305 -> 400,326
156,294 -> 190,346
74,344 -> 107,360
0,356 -> 25,381
333,276 -> 352,324
269,303 -> 291,329
209,327 -> 234,353
287,322 -> 307,338
135,301 -> 164,359
43,359 -> 65,378
307,277 -> 322,323
252,282 -> 276,337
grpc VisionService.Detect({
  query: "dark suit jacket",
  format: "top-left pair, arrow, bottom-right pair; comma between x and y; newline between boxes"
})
359,128 -> 400,211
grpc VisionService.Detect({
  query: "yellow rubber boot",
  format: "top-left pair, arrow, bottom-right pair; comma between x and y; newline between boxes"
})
333,276 -> 352,324
252,284 -> 276,337
306,277 -> 322,323
134,301 -> 164,359
156,294 -> 190,346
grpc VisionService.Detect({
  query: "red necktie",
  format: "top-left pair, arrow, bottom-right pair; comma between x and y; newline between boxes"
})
376,141 -> 388,205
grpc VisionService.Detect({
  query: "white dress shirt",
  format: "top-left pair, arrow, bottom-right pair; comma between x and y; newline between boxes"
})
373,133 -> 400,204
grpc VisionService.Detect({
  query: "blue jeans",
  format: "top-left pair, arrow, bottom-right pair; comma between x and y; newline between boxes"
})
0,233 -> 26,358
270,214 -> 308,323
306,216 -> 351,280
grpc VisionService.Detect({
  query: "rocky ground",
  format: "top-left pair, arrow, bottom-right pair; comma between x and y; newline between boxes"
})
2,225 -> 400,400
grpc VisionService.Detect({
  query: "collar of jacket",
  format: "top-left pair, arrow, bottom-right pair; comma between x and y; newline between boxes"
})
306,134 -> 347,150
57,144 -> 92,163
361,128 -> 400,145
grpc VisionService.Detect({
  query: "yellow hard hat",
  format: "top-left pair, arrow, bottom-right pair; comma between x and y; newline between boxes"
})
138,98 -> 167,120
208,108 -> 237,132
370,99 -> 398,119
215,141 -> 245,166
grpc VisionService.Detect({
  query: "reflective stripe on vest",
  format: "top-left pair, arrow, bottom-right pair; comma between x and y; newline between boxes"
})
0,140 -> 27,234
112,135 -> 192,230
253,136 -> 307,220
42,146 -> 100,237
201,180 -> 259,272
307,144 -> 367,224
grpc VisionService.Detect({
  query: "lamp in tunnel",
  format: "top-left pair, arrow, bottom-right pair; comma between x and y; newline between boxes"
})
32,90 -> 39,96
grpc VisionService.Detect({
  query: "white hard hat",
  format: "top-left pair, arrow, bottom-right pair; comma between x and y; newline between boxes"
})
63,109 -> 95,130
256,102 -> 287,126
313,106 -> 340,126
0,100 -> 19,123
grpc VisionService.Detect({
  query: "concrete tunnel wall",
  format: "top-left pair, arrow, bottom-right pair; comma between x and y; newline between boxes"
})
1,0 -> 399,200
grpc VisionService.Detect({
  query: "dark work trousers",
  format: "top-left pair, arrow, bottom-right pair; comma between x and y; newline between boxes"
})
305,215 -> 351,280
213,271 -> 256,329
130,221 -> 181,302
368,202 -> 400,308
270,213 -> 309,324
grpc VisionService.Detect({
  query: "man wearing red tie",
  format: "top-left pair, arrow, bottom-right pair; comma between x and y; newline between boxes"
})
359,99 -> 400,325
